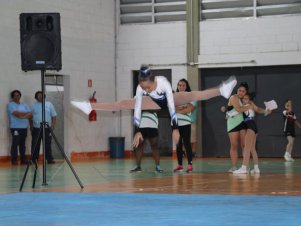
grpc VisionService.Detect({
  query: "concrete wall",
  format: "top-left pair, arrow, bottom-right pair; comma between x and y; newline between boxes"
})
0,0 -> 117,158
199,16 -> 301,67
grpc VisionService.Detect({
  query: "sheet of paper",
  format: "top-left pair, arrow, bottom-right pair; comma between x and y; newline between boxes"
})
264,100 -> 278,110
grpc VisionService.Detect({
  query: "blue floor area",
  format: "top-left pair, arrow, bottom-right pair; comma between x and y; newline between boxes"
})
0,192 -> 300,226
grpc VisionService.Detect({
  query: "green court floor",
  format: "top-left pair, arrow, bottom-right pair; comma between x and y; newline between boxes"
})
0,158 -> 300,194
1,158 -> 301,225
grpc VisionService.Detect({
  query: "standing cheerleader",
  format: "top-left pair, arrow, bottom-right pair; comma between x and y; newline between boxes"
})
283,99 -> 301,161
233,93 -> 271,174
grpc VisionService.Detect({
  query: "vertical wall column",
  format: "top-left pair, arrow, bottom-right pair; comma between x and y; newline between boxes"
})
186,0 -> 202,156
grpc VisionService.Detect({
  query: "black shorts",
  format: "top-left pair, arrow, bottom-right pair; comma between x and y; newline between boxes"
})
245,120 -> 258,134
284,131 -> 295,137
228,121 -> 247,133
139,128 -> 158,139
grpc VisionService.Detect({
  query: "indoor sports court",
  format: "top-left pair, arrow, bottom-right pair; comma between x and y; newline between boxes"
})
1,1 -> 301,225
1,157 -> 301,225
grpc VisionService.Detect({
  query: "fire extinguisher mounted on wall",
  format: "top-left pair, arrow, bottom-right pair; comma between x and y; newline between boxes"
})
89,91 -> 97,121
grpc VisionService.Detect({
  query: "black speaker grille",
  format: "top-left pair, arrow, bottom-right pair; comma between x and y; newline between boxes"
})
20,13 -> 61,71
23,33 -> 55,65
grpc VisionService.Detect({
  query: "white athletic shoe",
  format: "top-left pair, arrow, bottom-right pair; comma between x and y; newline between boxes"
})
284,152 -> 290,161
219,75 -> 237,99
228,166 -> 237,173
233,166 -> 249,174
71,100 -> 93,115
284,152 -> 294,162
250,168 -> 260,174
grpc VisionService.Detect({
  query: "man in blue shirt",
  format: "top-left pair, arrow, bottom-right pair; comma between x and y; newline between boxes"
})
7,90 -> 32,165
30,91 -> 57,164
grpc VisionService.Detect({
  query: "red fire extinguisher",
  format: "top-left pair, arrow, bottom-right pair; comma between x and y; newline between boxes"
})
89,91 -> 97,121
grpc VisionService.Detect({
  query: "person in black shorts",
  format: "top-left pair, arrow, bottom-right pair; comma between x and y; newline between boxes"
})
233,93 -> 272,174
283,99 -> 301,161
130,111 -> 163,173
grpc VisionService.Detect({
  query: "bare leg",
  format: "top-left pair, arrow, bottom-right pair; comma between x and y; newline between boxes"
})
242,129 -> 256,167
239,129 -> 246,155
173,88 -> 220,106
228,131 -> 240,168
91,97 -> 160,111
250,135 -> 258,165
91,88 -> 220,111
134,142 -> 144,166
149,137 -> 160,165
286,136 -> 294,155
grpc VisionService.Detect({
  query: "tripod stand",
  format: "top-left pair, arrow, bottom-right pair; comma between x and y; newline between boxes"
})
20,70 -> 84,191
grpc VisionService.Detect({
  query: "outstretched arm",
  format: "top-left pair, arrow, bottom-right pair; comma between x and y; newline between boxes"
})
253,103 -> 271,116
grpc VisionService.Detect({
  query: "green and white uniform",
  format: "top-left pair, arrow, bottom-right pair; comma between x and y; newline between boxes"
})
140,112 -> 158,129
227,100 -> 244,132
176,104 -> 192,126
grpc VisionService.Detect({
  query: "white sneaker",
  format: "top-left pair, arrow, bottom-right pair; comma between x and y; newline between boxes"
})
250,168 -> 260,174
284,152 -> 294,162
283,152 -> 289,161
228,166 -> 237,173
219,75 -> 237,99
71,100 -> 93,115
233,167 -> 248,174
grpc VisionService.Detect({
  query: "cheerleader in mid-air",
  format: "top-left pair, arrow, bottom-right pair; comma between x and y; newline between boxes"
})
71,65 -> 238,144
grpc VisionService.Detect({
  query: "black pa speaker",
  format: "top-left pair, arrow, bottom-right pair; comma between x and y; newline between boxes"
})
20,13 -> 62,71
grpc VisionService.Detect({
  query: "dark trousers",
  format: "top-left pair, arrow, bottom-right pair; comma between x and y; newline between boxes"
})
176,124 -> 193,165
10,128 -> 28,163
31,127 -> 54,162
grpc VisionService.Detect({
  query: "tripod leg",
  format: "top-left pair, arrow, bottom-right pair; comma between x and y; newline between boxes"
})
32,161 -> 39,188
19,163 -> 31,191
48,127 -> 84,188
31,127 -> 43,188
19,127 -> 42,191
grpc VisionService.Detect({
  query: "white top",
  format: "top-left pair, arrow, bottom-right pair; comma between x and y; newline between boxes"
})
134,76 -> 177,128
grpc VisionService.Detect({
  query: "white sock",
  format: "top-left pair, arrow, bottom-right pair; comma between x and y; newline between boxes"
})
241,165 -> 247,170
254,165 -> 259,170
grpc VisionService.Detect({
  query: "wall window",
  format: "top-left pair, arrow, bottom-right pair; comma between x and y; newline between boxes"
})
120,0 -> 301,24
201,0 -> 301,20
119,0 -> 186,24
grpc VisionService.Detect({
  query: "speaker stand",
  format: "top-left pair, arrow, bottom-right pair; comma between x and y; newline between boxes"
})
19,70 -> 84,191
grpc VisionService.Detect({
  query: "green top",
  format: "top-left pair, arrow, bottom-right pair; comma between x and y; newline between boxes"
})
227,101 -> 244,132
190,101 -> 198,123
